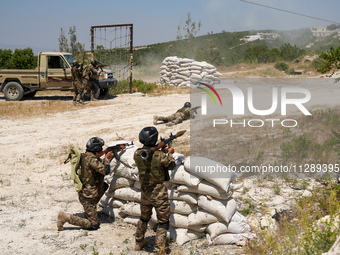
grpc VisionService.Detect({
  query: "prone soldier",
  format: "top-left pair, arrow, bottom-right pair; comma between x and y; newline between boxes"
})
153,102 -> 193,127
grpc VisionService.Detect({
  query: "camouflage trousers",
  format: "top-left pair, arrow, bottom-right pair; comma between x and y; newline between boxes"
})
68,192 -> 101,230
157,112 -> 184,124
135,182 -> 170,253
73,81 -> 84,102
83,79 -> 95,100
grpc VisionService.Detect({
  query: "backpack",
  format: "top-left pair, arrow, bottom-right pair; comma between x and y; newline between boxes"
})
64,146 -> 84,193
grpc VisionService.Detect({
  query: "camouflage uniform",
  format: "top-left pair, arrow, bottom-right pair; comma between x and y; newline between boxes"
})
134,147 -> 175,254
82,64 -> 97,101
71,64 -> 84,104
155,106 -> 191,125
64,152 -> 109,230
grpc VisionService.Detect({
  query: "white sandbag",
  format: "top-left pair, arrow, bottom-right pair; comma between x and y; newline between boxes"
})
188,209 -> 220,225
179,58 -> 193,63
211,233 -> 254,245
101,206 -> 126,219
190,73 -> 202,79
189,65 -> 203,70
172,152 -> 185,165
214,71 -> 222,76
120,202 -> 141,217
99,194 -> 126,208
112,187 -> 141,202
110,145 -> 139,181
189,69 -> 203,75
184,156 -> 237,193
107,175 -> 134,192
176,181 -> 232,200
206,221 -> 252,239
178,70 -> 190,76
188,224 -> 207,233
170,200 -> 197,215
169,213 -> 189,228
168,226 -> 202,246
179,81 -> 190,87
169,165 -> 202,187
205,68 -> 217,73
197,195 -> 237,223
168,189 -> 198,204
180,63 -> 191,68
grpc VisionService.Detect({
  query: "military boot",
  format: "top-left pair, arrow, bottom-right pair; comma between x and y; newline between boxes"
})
57,211 -> 71,231
135,239 -> 147,251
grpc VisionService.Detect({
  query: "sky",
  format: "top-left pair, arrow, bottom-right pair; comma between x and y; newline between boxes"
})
0,0 -> 339,54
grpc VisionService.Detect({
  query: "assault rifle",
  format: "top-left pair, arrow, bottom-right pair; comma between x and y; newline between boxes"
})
105,141 -> 134,168
191,106 -> 201,114
140,130 -> 186,160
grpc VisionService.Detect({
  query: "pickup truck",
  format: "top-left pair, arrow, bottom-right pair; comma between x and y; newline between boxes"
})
0,52 -> 117,101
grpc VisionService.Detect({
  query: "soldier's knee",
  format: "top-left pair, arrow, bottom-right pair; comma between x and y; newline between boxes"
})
88,223 -> 100,230
140,216 -> 150,223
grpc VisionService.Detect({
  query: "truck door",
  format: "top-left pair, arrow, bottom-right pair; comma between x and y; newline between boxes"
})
44,55 -> 72,88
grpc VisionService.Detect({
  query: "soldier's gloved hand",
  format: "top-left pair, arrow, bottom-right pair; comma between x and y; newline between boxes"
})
168,147 -> 175,154
105,151 -> 114,160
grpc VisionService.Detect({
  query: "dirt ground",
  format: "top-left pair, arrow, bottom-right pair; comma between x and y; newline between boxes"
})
0,76 -> 339,255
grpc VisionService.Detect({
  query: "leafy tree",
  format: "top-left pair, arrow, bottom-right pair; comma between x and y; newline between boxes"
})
0,49 -> 12,68
176,12 -> 202,40
317,46 -> 340,82
280,43 -> 305,61
58,28 -> 69,52
6,48 -> 37,69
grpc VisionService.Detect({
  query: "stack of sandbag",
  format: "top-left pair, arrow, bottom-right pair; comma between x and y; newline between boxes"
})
100,144 -> 256,246
159,56 -> 222,87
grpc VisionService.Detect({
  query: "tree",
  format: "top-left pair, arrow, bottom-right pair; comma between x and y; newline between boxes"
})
176,12 -> 202,40
0,49 -> 12,68
317,46 -> 340,82
58,26 -> 84,59
6,48 -> 37,69
58,28 -> 69,52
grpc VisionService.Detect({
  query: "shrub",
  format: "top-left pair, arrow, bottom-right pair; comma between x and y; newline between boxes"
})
274,62 -> 289,71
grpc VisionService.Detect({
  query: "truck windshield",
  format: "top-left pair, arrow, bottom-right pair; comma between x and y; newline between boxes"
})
64,55 -> 77,67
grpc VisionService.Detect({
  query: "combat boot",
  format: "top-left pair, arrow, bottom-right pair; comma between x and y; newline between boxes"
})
57,211 -> 71,231
135,239 -> 147,251
153,116 -> 158,125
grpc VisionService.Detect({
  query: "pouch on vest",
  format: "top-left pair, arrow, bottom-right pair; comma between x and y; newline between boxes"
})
64,146 -> 84,193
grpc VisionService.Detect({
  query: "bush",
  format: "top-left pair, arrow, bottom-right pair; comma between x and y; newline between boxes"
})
274,62 -> 289,71
111,79 -> 158,95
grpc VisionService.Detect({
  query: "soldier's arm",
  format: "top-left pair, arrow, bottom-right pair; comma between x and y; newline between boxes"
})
89,157 -> 109,175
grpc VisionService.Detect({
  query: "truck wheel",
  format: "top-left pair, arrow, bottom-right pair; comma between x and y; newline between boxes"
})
82,82 -> 100,101
3,82 -> 24,101
99,88 -> 109,98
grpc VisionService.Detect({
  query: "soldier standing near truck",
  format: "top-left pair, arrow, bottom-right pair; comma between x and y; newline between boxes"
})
71,60 -> 84,105
133,127 -> 176,255
82,60 -> 99,101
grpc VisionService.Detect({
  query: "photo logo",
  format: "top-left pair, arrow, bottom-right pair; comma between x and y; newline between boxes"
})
194,82 -> 222,115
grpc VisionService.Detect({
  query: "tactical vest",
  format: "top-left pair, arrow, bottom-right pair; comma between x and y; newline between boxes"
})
80,152 -> 103,186
135,149 -> 164,187
176,106 -> 186,114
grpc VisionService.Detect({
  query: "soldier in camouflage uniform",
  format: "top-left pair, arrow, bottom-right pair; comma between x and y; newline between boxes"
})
134,126 -> 176,255
153,102 -> 192,127
57,137 -> 122,231
71,60 -> 84,105
82,60 -> 99,101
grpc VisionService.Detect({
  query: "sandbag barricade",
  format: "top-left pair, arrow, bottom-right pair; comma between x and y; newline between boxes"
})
159,56 -> 222,87
100,145 -> 255,246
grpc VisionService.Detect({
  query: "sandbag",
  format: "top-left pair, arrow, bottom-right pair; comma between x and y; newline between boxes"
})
188,209 -> 220,225
107,175 -> 134,192
184,156 -> 237,193
176,181 -> 232,200
170,200 -> 197,215
101,206 -> 126,219
206,220 -> 252,239
169,213 -> 189,228
109,145 -> 138,180
211,233 -> 253,245
168,189 -> 198,204
169,165 -> 202,187
169,226 -> 203,246
120,202 -> 141,217
112,186 -> 141,202
197,195 -> 237,223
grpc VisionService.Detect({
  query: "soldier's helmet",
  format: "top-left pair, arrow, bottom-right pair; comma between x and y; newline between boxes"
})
86,137 -> 105,152
139,126 -> 158,146
91,60 -> 98,67
72,60 -> 79,67
184,102 -> 191,108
